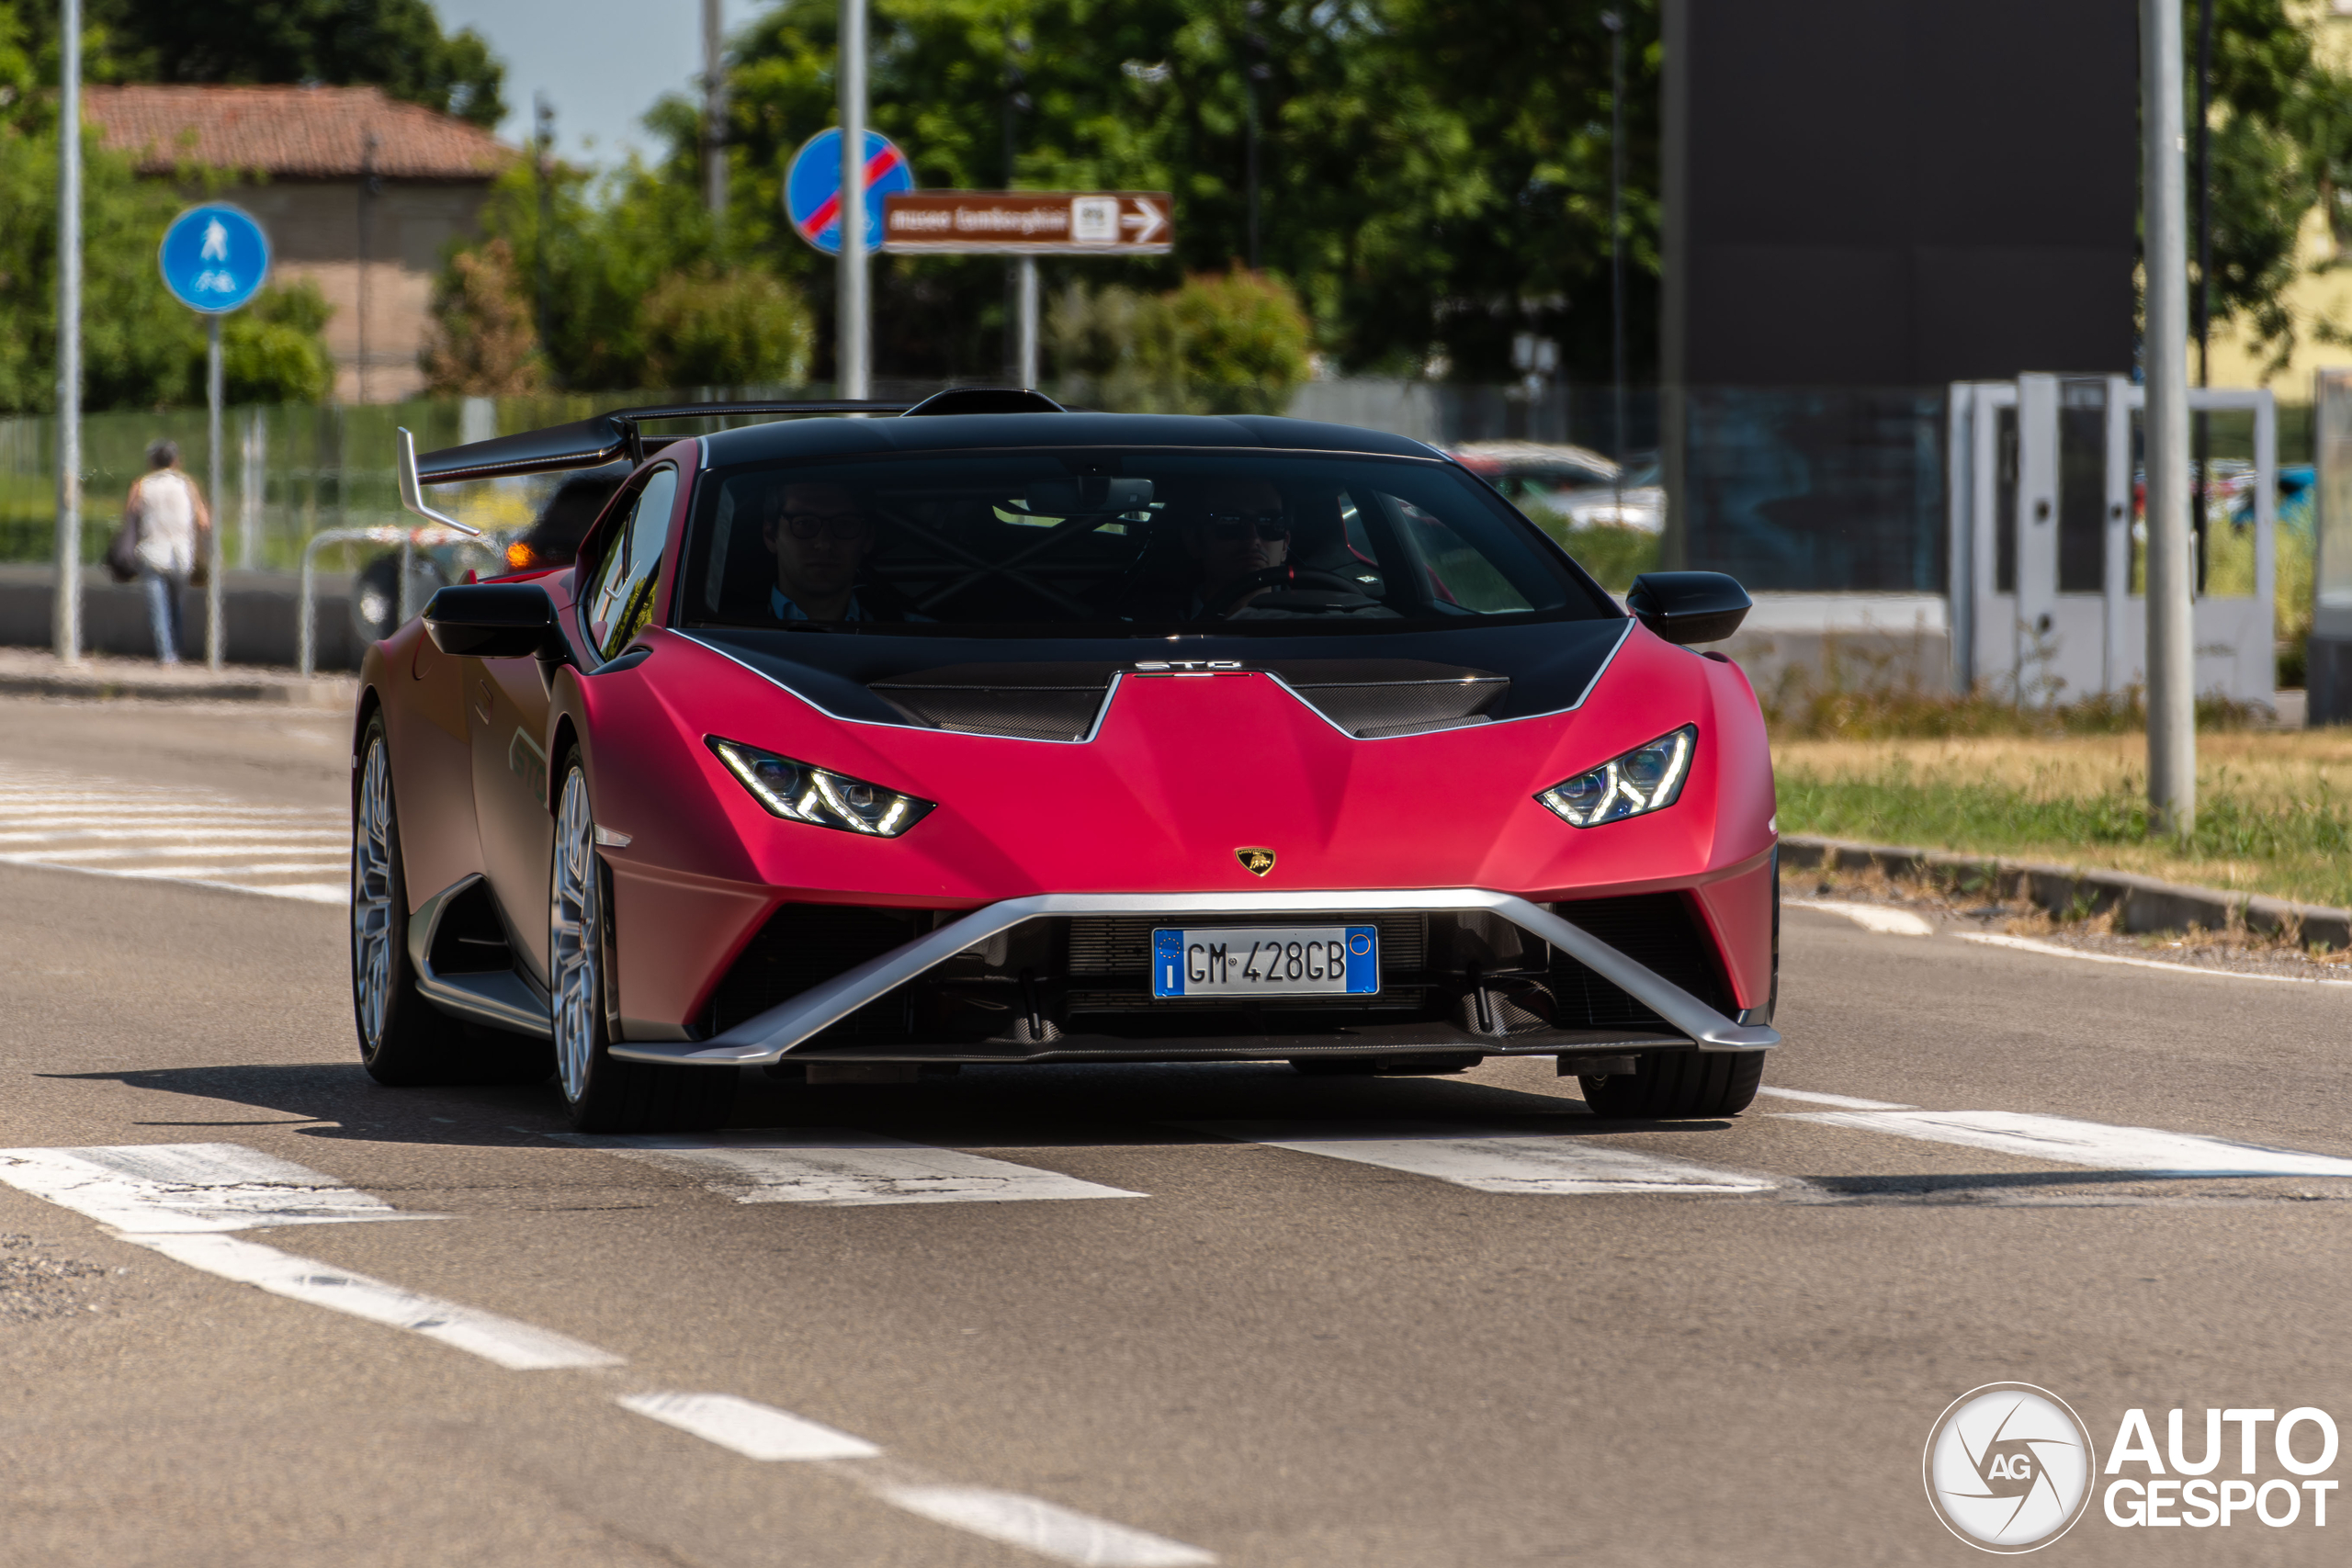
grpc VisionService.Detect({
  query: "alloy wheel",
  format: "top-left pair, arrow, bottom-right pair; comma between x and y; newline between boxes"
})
351,736 -> 395,1048
550,768 -> 601,1104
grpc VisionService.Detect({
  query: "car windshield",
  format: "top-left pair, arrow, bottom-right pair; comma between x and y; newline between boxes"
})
677,450 -> 1614,637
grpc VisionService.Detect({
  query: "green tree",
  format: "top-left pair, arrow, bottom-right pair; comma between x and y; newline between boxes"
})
421,236 -> 542,395
220,279 -> 336,403
21,0 -> 504,126
642,270 -> 815,388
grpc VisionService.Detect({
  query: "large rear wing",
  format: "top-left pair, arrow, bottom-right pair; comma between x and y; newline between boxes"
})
395,390 -> 1069,531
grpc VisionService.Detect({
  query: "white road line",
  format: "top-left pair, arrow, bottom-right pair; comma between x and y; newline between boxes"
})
129,1233 -> 623,1371
874,1484 -> 1216,1568
1187,1122 -> 1777,1195
1752,1087 -> 1921,1111
617,1392 -> 881,1461
0,1143 -> 426,1233
0,857 -> 348,903
1961,932 -> 2352,987
563,1131 -> 1145,1206
9,843 -> 345,863
1776,1110 -> 2352,1178
1787,898 -> 1935,937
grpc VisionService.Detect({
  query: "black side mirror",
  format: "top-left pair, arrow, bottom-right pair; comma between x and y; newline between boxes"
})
424,583 -> 569,660
1625,571 -> 1751,646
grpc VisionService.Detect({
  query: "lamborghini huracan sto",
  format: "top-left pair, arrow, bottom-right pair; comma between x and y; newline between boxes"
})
350,390 -> 1780,1133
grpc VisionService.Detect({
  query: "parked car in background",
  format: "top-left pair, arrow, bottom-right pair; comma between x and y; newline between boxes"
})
1555,455 -> 1665,536
1450,442 -> 1618,508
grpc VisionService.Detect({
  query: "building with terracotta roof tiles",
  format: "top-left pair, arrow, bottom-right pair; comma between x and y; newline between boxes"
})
85,85 -> 519,403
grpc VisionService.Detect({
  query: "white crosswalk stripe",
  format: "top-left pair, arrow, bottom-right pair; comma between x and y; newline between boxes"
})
561,1130 -> 1147,1206
1775,1109 -> 2352,1178
1184,1122 -> 1779,1194
0,761 -> 348,904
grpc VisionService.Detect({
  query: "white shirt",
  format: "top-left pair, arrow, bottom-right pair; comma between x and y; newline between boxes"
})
133,470 -> 200,576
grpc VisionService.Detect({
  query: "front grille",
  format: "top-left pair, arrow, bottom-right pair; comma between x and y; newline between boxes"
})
1065,911 -> 1428,1011
704,903 -> 938,1036
1547,892 -> 1733,1026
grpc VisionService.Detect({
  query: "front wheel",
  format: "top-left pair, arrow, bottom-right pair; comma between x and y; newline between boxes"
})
549,750 -> 735,1133
1578,1051 -> 1765,1119
353,713 -> 467,1083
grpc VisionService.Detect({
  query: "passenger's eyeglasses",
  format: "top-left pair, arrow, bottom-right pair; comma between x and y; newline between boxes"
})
781,512 -> 872,542
1202,512 -> 1289,542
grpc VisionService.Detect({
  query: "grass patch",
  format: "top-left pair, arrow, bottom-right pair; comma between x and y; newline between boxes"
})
1775,734 -> 2352,909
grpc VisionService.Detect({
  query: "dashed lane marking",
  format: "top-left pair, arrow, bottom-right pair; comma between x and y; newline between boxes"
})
618,1392 -> 882,1460
1787,898 -> 1935,936
0,1143 -> 430,1233
560,1131 -> 1146,1206
132,1232 -> 624,1370
1183,1122 -> 1778,1195
1961,931 -> 2352,987
0,763 -> 347,903
872,1484 -> 1217,1568
1775,1109 -> 2352,1179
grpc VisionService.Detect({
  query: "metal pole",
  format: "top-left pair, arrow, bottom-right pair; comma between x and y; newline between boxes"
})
238,411 -> 261,570
1604,10 -> 1627,508
206,314 -> 224,670
1244,3 -> 1264,271
52,0 -> 82,663
703,0 -> 728,222
837,0 -> 869,400
357,131 -> 379,405
535,96 -> 556,386
2143,0 -> 2196,837
2192,0 -> 2212,594
1017,255 -> 1039,388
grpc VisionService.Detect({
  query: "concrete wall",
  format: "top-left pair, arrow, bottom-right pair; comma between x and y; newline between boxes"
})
220,181 -> 493,405
0,567 -> 362,670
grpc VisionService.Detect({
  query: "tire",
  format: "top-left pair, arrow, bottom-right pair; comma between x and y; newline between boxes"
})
352,713 -> 554,1088
550,749 -> 735,1133
1578,1050 -> 1765,1119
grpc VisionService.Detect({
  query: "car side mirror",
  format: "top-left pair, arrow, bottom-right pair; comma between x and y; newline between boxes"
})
1625,571 -> 1751,646
424,583 -> 569,661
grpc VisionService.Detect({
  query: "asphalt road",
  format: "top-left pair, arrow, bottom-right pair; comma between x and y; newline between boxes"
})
2,696 -> 2349,1566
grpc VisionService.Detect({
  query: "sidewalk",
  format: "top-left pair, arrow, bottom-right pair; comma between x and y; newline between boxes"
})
0,647 -> 357,706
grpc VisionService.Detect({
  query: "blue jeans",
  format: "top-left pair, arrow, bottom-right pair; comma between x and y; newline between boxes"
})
141,567 -> 187,664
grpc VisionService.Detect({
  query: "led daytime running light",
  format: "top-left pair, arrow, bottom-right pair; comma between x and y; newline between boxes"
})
707,738 -> 936,838
1536,725 -> 1696,829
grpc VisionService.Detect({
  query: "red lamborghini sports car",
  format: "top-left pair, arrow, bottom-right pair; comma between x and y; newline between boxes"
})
351,391 -> 1779,1133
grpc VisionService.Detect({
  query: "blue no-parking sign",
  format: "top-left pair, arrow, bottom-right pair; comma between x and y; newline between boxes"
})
784,128 -> 914,255
159,204 -> 269,313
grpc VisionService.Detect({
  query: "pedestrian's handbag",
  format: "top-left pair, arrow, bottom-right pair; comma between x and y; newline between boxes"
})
103,485 -> 143,584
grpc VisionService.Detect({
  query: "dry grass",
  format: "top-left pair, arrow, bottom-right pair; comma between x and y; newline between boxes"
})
1774,731 -> 2352,910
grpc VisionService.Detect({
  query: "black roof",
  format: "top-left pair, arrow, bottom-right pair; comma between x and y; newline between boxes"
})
701,411 -> 1444,467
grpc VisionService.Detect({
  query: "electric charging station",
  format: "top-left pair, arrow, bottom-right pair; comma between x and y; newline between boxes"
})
1948,375 -> 2277,705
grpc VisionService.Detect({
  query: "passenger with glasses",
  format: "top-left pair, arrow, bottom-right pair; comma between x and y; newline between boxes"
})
1173,476 -> 1292,615
760,481 -> 877,623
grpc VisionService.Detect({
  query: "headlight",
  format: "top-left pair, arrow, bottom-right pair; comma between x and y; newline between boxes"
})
1535,725 -> 1695,828
707,738 -> 936,837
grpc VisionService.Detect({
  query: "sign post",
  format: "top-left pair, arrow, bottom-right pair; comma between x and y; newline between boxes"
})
784,124 -> 913,397
158,203 -> 268,671
880,191 -> 1174,388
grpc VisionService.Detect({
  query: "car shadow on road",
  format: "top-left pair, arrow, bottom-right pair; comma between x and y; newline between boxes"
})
40,1060 -> 1741,1151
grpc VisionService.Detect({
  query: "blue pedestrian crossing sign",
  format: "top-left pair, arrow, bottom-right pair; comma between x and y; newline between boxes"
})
158,204 -> 269,313
785,128 -> 914,255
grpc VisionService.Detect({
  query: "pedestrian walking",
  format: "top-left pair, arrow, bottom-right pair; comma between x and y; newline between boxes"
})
123,439 -> 209,665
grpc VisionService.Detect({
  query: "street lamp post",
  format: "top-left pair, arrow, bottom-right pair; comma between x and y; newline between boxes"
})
53,0 -> 82,663
2143,0 -> 2197,838
838,0 -> 870,400
1603,9 -> 1628,504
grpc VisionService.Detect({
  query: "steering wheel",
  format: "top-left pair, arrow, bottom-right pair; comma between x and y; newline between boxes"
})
1197,563 -> 1374,618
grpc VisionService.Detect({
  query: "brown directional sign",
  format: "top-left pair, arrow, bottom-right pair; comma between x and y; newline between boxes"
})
880,191 -> 1173,255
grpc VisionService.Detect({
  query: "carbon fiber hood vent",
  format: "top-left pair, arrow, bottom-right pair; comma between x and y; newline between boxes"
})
1267,660 -> 1509,738
869,663 -> 1119,741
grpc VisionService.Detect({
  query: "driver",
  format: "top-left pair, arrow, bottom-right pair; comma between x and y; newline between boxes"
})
761,481 -> 876,623
1171,476 -> 1291,615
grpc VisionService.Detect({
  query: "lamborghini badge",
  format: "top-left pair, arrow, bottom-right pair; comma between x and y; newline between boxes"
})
1235,847 -> 1276,877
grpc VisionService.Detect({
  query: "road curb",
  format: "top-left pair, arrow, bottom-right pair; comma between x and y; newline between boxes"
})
0,657 -> 355,707
1779,834 -> 2352,953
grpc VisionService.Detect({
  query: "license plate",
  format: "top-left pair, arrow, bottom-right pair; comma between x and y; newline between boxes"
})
1151,926 -> 1379,998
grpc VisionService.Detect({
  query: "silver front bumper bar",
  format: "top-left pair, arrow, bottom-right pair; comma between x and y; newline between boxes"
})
605,888 -> 1779,1068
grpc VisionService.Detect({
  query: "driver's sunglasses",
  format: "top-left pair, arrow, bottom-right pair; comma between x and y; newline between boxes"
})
782,512 -> 873,542
1203,512 -> 1290,542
